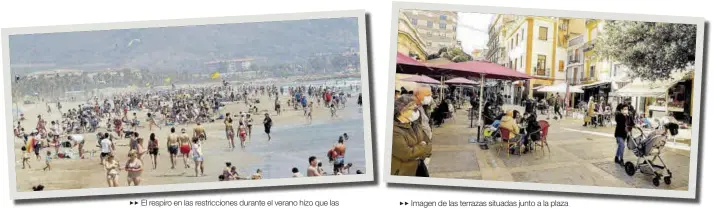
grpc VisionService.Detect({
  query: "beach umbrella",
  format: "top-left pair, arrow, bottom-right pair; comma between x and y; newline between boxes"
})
211,72 -> 221,79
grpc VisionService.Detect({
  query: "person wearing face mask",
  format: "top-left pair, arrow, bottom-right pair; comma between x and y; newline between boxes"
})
391,95 -> 429,176
413,86 -> 434,176
614,104 -> 634,166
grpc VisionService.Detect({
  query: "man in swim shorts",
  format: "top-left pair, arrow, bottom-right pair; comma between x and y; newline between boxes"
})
166,127 -> 180,169
179,128 -> 191,169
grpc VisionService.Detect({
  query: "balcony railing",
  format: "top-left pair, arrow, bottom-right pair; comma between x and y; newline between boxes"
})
533,67 -> 551,77
568,35 -> 585,48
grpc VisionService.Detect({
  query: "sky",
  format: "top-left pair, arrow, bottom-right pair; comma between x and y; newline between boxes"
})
456,12 -> 494,55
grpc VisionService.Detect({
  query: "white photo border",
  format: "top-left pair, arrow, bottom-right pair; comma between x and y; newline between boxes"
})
384,1 -> 704,199
2,10 -> 375,200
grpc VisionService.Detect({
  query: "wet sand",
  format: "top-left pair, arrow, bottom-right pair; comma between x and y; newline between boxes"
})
13,86 -> 365,192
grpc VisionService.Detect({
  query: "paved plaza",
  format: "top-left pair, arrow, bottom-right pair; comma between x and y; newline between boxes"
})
428,106 -> 691,190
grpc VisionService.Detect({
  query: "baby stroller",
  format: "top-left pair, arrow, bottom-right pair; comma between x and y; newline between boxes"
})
624,126 -> 674,187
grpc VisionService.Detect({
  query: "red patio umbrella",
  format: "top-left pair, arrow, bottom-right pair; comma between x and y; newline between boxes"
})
444,77 -> 479,85
433,60 -> 532,80
396,52 -> 433,74
433,60 -> 532,137
400,75 -> 441,84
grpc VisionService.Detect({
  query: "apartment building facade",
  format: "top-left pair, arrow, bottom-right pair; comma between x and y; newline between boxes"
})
402,10 -> 459,54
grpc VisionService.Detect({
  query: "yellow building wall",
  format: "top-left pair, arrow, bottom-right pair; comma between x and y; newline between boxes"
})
397,32 -> 427,61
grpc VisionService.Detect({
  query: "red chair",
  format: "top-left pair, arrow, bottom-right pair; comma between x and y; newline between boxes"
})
534,120 -> 551,156
498,127 -> 520,159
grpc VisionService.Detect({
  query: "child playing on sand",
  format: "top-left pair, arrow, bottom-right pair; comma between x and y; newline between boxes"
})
251,169 -> 263,180
43,151 -> 52,171
230,166 -> 241,180
21,146 -> 31,169
330,103 -> 337,118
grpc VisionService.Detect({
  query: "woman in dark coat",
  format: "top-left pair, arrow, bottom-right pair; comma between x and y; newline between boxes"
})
614,104 -> 634,165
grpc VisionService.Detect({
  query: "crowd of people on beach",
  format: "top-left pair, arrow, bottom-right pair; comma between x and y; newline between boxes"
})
15,80 -> 364,190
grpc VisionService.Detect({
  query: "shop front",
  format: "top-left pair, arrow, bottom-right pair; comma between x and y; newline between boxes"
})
615,70 -> 694,123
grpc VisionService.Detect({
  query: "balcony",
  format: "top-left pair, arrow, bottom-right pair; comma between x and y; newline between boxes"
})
583,40 -> 597,53
568,35 -> 585,48
533,67 -> 551,77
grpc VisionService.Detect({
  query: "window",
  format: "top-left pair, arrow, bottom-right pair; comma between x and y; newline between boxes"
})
521,55 -> 524,67
514,58 -> 518,70
440,15 -> 447,21
521,28 -> 525,41
539,26 -> 548,40
516,34 -> 519,46
439,23 -> 447,29
411,18 -> 418,26
427,21 -> 433,28
590,65 -> 596,78
559,60 -> 565,72
453,26 -> 457,31
427,32 -> 432,37
511,39 -> 514,49
536,55 -> 547,76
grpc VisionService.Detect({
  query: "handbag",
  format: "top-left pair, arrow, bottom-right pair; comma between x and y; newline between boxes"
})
415,159 -> 430,177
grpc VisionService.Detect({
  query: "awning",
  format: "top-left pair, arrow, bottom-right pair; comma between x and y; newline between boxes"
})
614,69 -> 693,97
537,83 -> 584,93
580,80 -> 611,89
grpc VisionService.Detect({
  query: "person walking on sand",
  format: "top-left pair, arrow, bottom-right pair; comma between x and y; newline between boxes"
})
148,133 -> 159,169
193,122 -> 206,142
21,146 -> 31,169
191,137 -> 204,177
246,114 -> 254,140
306,101 -> 314,124
104,154 -> 120,187
99,134 -> 114,165
41,150 -> 52,171
166,127 -> 180,169
263,113 -> 273,141
331,138 -> 346,175
136,137 -> 146,160
179,128 -> 191,169
307,156 -> 322,177
330,103 -> 337,118
238,122 -> 247,149
148,112 -> 160,132
125,150 -> 143,186
224,113 -> 236,149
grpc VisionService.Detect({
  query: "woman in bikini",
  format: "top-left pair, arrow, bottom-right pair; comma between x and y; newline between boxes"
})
147,133 -> 159,169
125,150 -> 143,186
238,122 -> 247,149
104,154 -> 120,187
191,137 -> 204,177
225,116 -> 236,149
136,137 -> 146,160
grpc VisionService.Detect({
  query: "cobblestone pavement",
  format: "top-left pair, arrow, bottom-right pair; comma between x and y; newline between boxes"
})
427,106 -> 691,190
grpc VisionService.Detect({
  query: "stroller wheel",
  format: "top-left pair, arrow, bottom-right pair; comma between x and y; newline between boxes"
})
664,176 -> 672,185
624,162 -> 636,176
653,177 -> 660,187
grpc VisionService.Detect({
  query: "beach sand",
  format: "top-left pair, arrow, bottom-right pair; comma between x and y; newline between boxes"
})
12,86 -> 365,192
